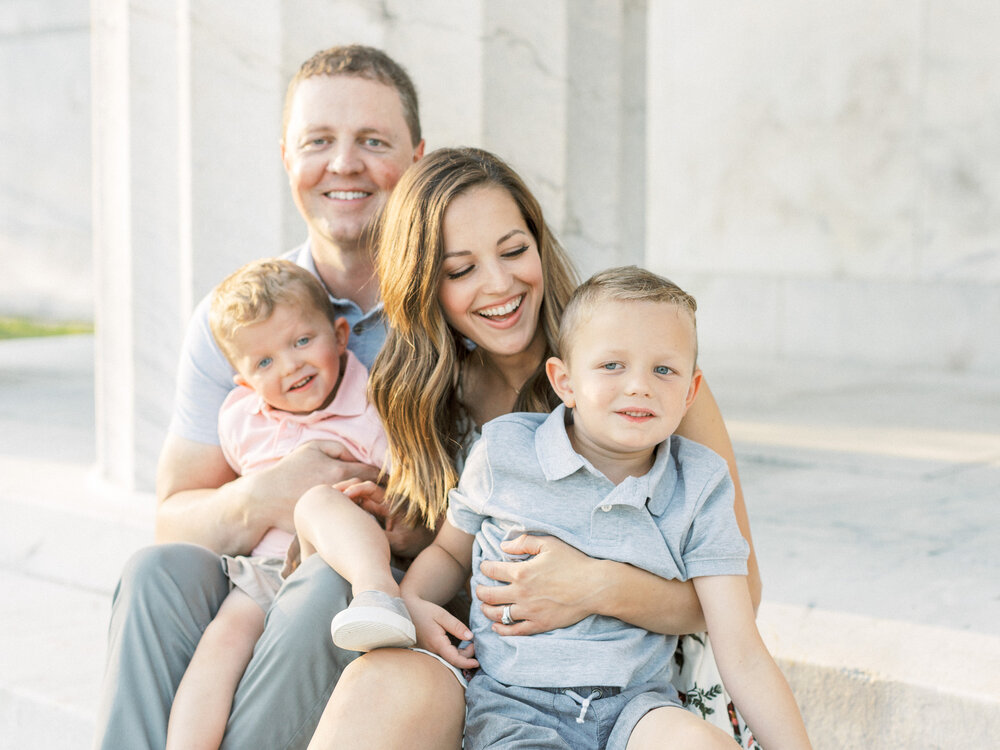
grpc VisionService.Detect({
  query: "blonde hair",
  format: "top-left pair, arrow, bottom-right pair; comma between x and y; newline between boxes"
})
558,265 -> 698,367
370,147 -> 578,529
209,258 -> 338,366
282,44 -> 421,146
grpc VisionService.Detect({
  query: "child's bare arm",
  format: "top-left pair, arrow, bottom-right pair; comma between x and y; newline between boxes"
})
694,575 -> 812,750
403,520 -> 474,603
400,521 -> 478,669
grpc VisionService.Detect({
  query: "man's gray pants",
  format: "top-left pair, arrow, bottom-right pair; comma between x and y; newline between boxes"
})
92,543 -> 356,750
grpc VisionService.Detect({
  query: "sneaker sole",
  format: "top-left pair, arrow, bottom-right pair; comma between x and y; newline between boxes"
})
331,606 -> 417,652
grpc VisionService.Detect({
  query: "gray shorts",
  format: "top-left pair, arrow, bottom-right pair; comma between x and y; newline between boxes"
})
464,672 -> 681,750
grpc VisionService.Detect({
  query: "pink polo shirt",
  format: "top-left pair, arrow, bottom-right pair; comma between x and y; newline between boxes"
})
218,349 -> 388,558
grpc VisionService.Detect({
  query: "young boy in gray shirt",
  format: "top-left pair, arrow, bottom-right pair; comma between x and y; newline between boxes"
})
400,266 -> 812,750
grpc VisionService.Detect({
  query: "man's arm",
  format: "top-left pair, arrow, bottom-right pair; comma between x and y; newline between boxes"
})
155,433 -> 378,555
158,288 -> 383,554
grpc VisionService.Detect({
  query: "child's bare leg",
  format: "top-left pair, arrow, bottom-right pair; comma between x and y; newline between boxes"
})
294,484 -> 398,598
166,589 -> 265,750
626,706 -> 735,749
295,484 -> 414,651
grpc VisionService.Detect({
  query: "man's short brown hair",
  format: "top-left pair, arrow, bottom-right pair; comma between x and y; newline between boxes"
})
282,44 -> 421,146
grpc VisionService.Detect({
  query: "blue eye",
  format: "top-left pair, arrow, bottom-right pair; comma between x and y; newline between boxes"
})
257,357 -> 272,369
654,365 -> 672,375
602,362 -> 622,371
364,137 -> 385,148
295,336 -> 310,347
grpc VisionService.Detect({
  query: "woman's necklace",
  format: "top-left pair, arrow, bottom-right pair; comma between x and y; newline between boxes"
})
474,349 -> 523,396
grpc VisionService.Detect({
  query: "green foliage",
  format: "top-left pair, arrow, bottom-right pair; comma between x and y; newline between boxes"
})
0,317 -> 93,340
684,683 -> 723,718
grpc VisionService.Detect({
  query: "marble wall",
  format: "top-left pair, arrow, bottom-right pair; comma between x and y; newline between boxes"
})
0,0 -> 91,319
89,0 -> 655,487
645,1 -> 1000,373
43,0 -> 1000,487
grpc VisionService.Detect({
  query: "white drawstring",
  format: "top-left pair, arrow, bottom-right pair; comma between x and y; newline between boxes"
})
563,689 -> 601,723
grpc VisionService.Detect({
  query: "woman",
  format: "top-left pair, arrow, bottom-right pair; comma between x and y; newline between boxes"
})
308,148 -> 762,749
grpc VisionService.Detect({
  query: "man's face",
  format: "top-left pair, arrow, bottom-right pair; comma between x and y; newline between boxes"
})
281,75 -> 424,253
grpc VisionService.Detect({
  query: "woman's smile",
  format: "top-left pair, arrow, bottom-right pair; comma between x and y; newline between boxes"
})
438,185 -> 544,357
476,293 -> 523,319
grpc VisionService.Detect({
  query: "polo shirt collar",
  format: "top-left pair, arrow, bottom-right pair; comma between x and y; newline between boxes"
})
535,404 -> 677,511
643,438 -> 676,516
294,240 -> 385,318
535,404 -> 588,481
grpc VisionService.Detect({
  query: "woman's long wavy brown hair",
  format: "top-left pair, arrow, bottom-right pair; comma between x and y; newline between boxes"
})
370,148 -> 579,529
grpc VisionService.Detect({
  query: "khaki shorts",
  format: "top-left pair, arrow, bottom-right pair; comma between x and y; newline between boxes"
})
220,554 -> 285,611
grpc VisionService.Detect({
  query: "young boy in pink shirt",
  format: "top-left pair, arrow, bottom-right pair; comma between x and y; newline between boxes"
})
166,259 -> 413,750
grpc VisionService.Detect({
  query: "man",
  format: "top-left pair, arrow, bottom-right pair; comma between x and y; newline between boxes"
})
94,46 -> 427,750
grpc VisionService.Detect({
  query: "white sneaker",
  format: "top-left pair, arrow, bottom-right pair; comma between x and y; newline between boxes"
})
331,590 -> 416,652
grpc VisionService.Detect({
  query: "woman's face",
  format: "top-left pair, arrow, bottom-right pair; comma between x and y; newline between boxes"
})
438,185 -> 545,358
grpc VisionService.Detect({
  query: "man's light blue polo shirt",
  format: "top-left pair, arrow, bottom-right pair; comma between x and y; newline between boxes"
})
168,241 -> 387,445
446,404 -> 749,689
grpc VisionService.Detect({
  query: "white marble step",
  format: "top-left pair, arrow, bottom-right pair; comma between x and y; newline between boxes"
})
1,457 -> 154,748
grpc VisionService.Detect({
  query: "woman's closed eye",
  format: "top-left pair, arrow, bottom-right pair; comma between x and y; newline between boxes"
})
444,244 -> 531,280
445,264 -> 474,280
501,244 -> 529,259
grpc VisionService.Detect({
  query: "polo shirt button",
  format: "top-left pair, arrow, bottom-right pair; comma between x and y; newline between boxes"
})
600,504 -> 612,512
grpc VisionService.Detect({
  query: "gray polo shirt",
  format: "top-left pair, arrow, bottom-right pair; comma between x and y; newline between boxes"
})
168,241 -> 387,445
446,404 -> 749,689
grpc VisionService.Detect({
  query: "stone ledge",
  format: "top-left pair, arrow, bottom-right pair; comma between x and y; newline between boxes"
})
758,602 -> 1000,749
0,687 -> 94,750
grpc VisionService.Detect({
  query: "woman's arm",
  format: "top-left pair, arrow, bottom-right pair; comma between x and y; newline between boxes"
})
675,376 -> 762,610
478,374 -> 761,636
478,534 -> 705,635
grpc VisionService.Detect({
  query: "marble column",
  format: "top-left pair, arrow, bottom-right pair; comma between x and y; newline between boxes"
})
91,0 -> 650,490
92,0 -> 184,490
92,0 -> 287,490
481,0 -> 648,277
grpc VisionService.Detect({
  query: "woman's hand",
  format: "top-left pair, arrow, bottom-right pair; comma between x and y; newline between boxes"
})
478,533 -> 706,636
476,534 -> 597,636
338,478 -> 387,517
339,480 -> 435,559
